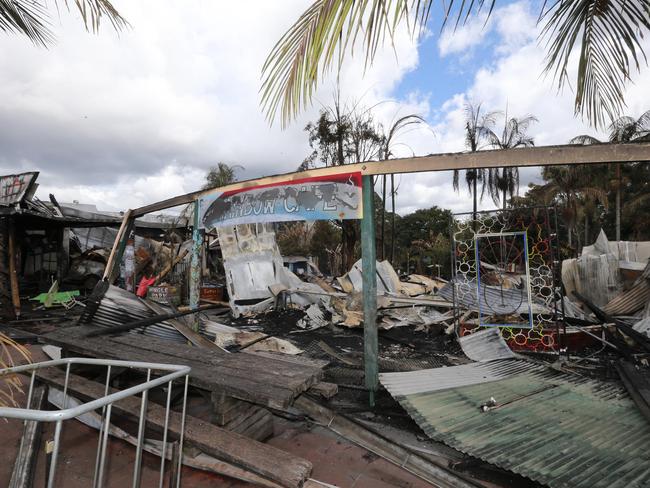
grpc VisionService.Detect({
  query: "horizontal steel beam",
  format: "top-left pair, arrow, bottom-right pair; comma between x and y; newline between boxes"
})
132,142 -> 650,216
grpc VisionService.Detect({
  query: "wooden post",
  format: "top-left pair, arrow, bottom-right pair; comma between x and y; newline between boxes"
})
189,201 -> 201,330
8,219 -> 21,318
103,209 -> 134,284
360,175 -> 378,406
9,385 -> 46,488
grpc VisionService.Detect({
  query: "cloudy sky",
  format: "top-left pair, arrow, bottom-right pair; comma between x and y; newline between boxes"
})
1,0 -> 648,215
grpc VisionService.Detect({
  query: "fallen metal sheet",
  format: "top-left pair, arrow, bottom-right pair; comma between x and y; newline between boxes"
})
297,304 -> 328,330
217,224 -> 324,316
379,359 -> 539,396
459,328 -> 515,362
563,231 -> 650,309
380,360 -> 650,488
337,259 -> 401,294
603,262 -> 650,316
245,337 -> 303,355
583,229 -> 650,263
633,317 -> 650,337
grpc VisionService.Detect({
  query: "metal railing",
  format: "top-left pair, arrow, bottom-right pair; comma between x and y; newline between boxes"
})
0,357 -> 191,488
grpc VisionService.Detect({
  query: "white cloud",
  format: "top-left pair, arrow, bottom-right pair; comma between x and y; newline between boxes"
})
0,0 -> 423,207
0,0 -> 647,220
438,13 -> 490,57
392,0 -> 650,215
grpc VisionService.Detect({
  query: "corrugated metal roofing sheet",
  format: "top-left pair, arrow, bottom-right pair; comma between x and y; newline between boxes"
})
459,328 -> 516,362
380,360 -> 650,488
82,285 -> 187,343
603,277 -> 650,316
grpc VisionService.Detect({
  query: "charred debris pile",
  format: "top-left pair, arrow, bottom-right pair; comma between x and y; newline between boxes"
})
2,171 -> 650,488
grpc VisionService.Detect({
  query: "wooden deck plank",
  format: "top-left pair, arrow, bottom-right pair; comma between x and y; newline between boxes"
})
41,328 -> 300,409
105,333 -> 323,392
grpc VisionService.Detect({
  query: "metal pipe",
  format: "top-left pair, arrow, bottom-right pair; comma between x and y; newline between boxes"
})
47,420 -> 63,488
176,375 -> 189,488
0,359 -> 190,422
132,369 -> 151,488
93,364 -> 112,487
62,362 -> 71,410
25,369 -> 36,410
84,304 -> 222,337
159,379 -> 173,488
96,404 -> 112,488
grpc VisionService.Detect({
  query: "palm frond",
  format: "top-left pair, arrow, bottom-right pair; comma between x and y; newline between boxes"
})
261,0 -> 432,126
0,0 -> 127,46
569,134 -> 601,144
0,332 -> 31,408
262,0 -> 650,128
0,0 -> 52,45
67,0 -> 128,33
541,0 -> 650,128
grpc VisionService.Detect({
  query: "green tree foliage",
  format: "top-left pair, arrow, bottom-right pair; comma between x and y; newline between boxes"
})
301,100 -> 382,271
570,110 -> 650,240
309,221 -> 342,275
392,206 -> 452,276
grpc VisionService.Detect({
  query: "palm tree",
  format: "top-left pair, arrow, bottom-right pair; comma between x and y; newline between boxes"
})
1,0 -> 127,45
261,0 -> 650,129
540,165 -> 608,251
452,103 -> 497,221
485,111 -> 538,209
376,114 -> 425,261
571,110 -> 650,240
203,163 -> 244,190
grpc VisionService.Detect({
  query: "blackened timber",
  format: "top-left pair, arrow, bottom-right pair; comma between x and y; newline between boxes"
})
9,386 -> 46,488
574,291 -> 650,352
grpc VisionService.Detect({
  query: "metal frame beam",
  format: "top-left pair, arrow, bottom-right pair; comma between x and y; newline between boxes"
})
131,142 -> 650,217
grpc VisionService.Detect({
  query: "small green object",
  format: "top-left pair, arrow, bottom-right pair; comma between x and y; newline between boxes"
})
31,290 -> 80,306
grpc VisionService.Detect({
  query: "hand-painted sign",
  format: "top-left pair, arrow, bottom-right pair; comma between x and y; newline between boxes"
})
199,172 -> 362,229
0,172 -> 38,206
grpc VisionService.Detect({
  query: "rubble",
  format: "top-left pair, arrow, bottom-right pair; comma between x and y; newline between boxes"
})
3,170 -> 650,488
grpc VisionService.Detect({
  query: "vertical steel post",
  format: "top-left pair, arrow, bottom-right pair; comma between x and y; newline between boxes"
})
189,201 -> 201,330
361,175 -> 378,407
132,369 -> 151,488
47,421 -> 63,488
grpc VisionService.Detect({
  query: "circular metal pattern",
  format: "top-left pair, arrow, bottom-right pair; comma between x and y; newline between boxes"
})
452,209 -> 559,352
